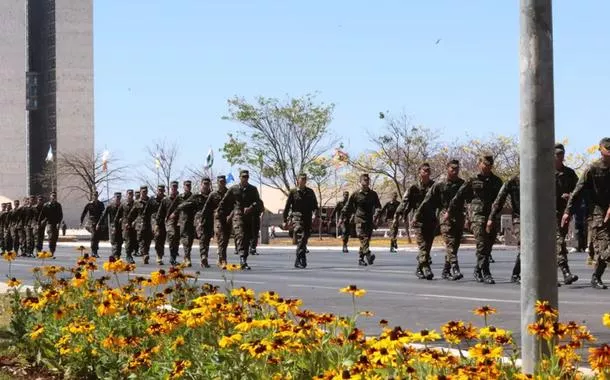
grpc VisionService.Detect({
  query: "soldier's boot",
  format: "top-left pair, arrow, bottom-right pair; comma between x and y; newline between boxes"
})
240,256 -> 251,270
297,250 -> 307,269
169,253 -> 180,266
473,267 -> 484,283
451,263 -> 464,281
342,244 -> 348,253
92,251 -> 100,258
560,263 -> 579,285
294,253 -> 304,269
358,254 -> 367,266
125,253 -> 136,265
442,262 -> 451,280
481,263 -> 495,285
365,251 -> 376,265
511,256 -> 521,283
184,256 -> 192,267
415,265 -> 425,279
591,260 -> 608,290
489,255 -> 495,263
143,255 -> 150,265
422,265 -> 434,280
217,260 -> 227,269
201,257 -> 210,268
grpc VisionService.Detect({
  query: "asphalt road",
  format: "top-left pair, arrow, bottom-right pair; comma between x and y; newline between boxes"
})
3,242 -> 609,346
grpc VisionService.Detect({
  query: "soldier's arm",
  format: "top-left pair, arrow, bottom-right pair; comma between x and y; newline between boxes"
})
489,180 -> 511,221
80,205 -> 88,225
311,190 -> 319,218
340,194 -> 355,221
282,191 -> 293,223
217,189 -> 234,219
413,182 -> 439,223
448,179 -> 472,217
58,204 -> 63,224
565,167 -> 592,217
97,207 -> 109,229
373,192 -> 382,221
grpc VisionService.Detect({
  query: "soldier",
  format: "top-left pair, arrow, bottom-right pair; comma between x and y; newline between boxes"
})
487,174 -> 521,283
341,173 -> 381,266
3,203 -> 13,253
157,181 -> 182,266
397,163 -> 435,278
415,160 -> 465,281
202,175 -> 230,268
9,199 -> 23,256
98,192 -> 123,259
39,191 -> 63,256
447,155 -> 503,285
330,191 -> 350,253
177,180 -> 193,259
176,178 -> 212,268
380,192 -> 400,252
249,199 -> 265,256
283,173 -> 319,269
24,195 -> 37,257
135,191 -> 140,201
554,143 -> 579,284
116,189 -> 137,264
217,170 -> 262,270
562,137 -> 610,290
80,190 -> 105,258
150,184 -> 166,264
0,203 -> 6,253
33,195 -> 45,253
127,186 -> 155,264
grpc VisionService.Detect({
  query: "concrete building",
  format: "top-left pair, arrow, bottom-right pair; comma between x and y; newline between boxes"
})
0,0 -> 93,227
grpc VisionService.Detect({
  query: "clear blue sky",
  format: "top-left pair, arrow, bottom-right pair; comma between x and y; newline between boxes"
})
94,0 -> 610,190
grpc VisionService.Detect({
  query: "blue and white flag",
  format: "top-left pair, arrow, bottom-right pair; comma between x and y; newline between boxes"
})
204,148 -> 214,169
226,173 -> 234,183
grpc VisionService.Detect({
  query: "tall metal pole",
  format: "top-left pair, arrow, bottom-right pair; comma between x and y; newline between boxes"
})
519,0 -> 558,373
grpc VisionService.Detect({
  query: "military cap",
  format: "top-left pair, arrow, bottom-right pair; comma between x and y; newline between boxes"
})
217,175 -> 226,181
157,184 -> 166,189
240,170 -> 249,176
554,143 -> 565,153
170,180 -> 179,186
50,191 -> 57,195
139,185 -> 148,190
201,176 -> 211,182
298,172 -> 308,178
480,155 -> 494,165
599,137 -> 610,156
114,192 -> 122,197
126,189 -> 134,194
184,180 -> 192,185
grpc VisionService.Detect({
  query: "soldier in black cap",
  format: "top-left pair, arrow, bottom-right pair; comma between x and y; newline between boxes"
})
176,180 -> 194,262
563,137 -> 610,289
80,190 -> 105,258
157,181 -> 182,265
98,192 -> 123,259
33,195 -> 45,253
127,186 -> 156,264
39,191 -> 63,256
202,175 -> 231,268
150,184 -> 166,264
175,177 -> 212,267
283,173 -> 319,268
115,189 -> 136,264
217,170 -> 262,270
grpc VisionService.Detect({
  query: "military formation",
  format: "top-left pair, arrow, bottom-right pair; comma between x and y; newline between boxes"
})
0,191 -> 63,257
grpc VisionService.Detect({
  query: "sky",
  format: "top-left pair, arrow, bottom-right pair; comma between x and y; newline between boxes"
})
94,0 -> 610,190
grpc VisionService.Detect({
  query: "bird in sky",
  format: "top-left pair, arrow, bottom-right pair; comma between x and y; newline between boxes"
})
435,38 -> 442,45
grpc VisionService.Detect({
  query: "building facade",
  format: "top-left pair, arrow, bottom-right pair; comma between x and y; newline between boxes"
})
0,0 -> 93,227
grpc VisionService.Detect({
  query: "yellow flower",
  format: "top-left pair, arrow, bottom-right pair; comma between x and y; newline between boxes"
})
29,324 -> 45,340
412,329 -> 441,343
603,313 -> 610,328
473,305 -> 497,317
527,319 -> 554,341
97,300 -> 119,316
219,333 -> 243,348
534,300 -> 558,319
468,343 -> 503,363
37,250 -> 53,259
150,270 -> 169,286
339,285 -> 367,297
71,270 -> 88,287
2,251 -> 17,262
479,325 -> 508,340
7,277 -> 21,287
225,263 -> 241,272
588,344 -> 610,372
168,359 -> 191,379
171,336 -> 185,350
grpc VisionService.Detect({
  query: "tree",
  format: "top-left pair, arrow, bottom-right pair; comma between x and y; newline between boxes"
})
450,134 -> 520,180
138,139 -> 181,190
307,156 -> 343,239
55,151 -> 126,199
221,94 -> 337,196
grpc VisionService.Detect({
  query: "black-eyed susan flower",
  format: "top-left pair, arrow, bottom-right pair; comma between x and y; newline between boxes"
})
7,277 -> 21,287
527,319 -> 554,341
473,305 -> 497,317
588,344 -> 610,372
535,300 -> 558,320
219,333 -> 243,348
225,263 -> 241,272
29,324 -> 45,340
468,343 -> 503,363
37,250 -> 53,259
168,359 -> 191,379
2,251 -> 17,262
339,285 -> 366,297
412,329 -> 441,343
603,313 -> 610,329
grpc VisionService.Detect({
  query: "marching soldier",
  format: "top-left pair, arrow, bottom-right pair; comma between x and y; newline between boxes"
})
415,160 -> 465,281
341,173 -> 381,266
330,191 -> 351,253
10,199 -> 23,256
397,163 -> 435,279
127,186 -> 155,264
98,192 -> 123,259
0,203 -> 6,253
448,155 -> 503,285
33,195 -> 45,253
24,195 -> 37,257
3,203 -> 13,253
283,173 -> 319,269
39,191 -> 63,257
150,185 -> 166,264
80,191 -> 105,258
249,199 -> 265,256
563,137 -> 610,289
178,180 -> 194,261
554,143 -> 579,284
217,170 -> 262,270
157,181 -> 182,266
202,175 -> 230,268
176,178 -> 212,268
117,189 -> 136,264
380,192 -> 400,252
135,191 -> 140,201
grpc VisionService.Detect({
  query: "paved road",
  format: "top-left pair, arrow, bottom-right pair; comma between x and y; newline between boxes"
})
3,243 -> 609,345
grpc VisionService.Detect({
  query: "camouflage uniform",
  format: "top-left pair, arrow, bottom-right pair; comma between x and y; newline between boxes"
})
489,175 -> 521,282
565,146 -> 610,289
555,159 -> 579,283
341,185 -> 381,266
98,193 -> 123,259
33,198 -> 45,253
156,185 -> 182,265
415,176 -> 465,280
2,204 -> 12,252
178,184 -> 194,263
116,193 -> 137,263
9,203 -> 24,256
177,189 -> 210,267
80,196 -> 105,257
127,188 -> 155,264
449,170 -> 503,284
0,204 -> 6,252
248,199 -> 264,255
40,196 -> 63,255
217,171 -> 262,270
150,187 -> 166,263
398,180 -> 435,278
202,182 -> 229,267
283,185 -> 319,268
23,200 -> 37,256
330,193 -> 351,252
380,197 -> 400,251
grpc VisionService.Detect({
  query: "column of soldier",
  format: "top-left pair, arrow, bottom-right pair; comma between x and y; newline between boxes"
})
0,191 -> 63,259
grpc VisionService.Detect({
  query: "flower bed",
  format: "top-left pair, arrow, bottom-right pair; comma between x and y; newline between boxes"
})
1,251 -> 609,379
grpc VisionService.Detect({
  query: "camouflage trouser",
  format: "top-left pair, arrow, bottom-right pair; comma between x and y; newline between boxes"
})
180,225 -> 195,260
137,229 -> 153,258
249,216 -> 261,252
0,229 -> 4,252
588,220 -> 596,260
292,216 -> 312,255
556,218 -> 570,267
215,219 -> 231,264
3,229 -> 12,252
88,226 -> 101,255
355,221 -> 373,257
199,222 -> 213,261
591,222 -> 610,263
35,224 -> 45,252
154,225 -> 166,260
25,227 -> 34,255
109,228 -> 123,258
414,222 -> 436,265
10,228 -> 22,254
47,224 -> 59,254
471,221 -> 497,270
512,221 -> 521,277
390,219 -> 399,247
166,223 -> 180,260
233,215 -> 253,259
440,219 -> 464,265
122,227 -> 137,258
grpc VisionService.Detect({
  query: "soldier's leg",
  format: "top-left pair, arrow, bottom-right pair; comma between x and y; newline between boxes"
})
91,229 -> 100,258
155,228 -> 166,263
249,218 -> 260,255
180,226 -> 194,265
199,230 -> 212,268
35,226 -> 44,253
5,231 -> 13,252
235,218 -> 252,270
11,229 -> 20,256
591,224 -> 609,289
471,223 -> 486,282
414,224 -> 433,280
215,221 -> 227,266
390,219 -> 399,252
355,222 -> 366,265
479,222 -> 496,284
294,218 -> 306,268
587,221 -> 596,263
556,220 -> 578,284
48,225 -> 59,255
440,223 -> 453,279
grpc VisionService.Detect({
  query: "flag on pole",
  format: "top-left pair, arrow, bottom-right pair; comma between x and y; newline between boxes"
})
204,148 -> 214,169
226,173 -> 234,184
45,145 -> 53,162
101,150 -> 110,172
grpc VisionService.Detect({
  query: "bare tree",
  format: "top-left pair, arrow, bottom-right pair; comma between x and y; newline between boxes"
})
55,151 -> 127,199
138,139 -> 181,189
450,134 -> 520,180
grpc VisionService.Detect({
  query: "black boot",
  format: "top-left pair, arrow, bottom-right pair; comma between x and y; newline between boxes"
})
300,251 -> 307,268
365,252 -> 375,265
451,263 -> 464,280
342,245 -> 348,253
591,260 -> 607,290
560,263 -> 579,285
358,257 -> 368,266
481,263 -> 495,285
240,256 -> 251,270
442,262 -> 451,280
473,267 -> 484,283
201,257 -> 210,268
415,265 -> 425,279
422,265 -> 434,280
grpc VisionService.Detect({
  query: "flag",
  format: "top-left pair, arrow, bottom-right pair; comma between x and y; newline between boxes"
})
101,150 -> 110,172
332,148 -> 349,168
154,154 -> 161,169
45,145 -> 53,162
226,173 -> 234,183
204,148 -> 214,169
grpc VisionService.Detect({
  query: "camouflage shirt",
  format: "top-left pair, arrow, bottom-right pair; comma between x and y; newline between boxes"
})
283,187 -> 319,223
341,188 -> 381,224
217,184 -> 262,221
177,192 -> 210,230
555,165 -> 578,217
489,175 -> 520,221
414,177 -> 465,223
566,159 -> 610,222
80,200 -> 105,226
380,200 -> 400,221
448,172 -> 503,223
397,180 -> 435,218
127,197 -> 155,232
